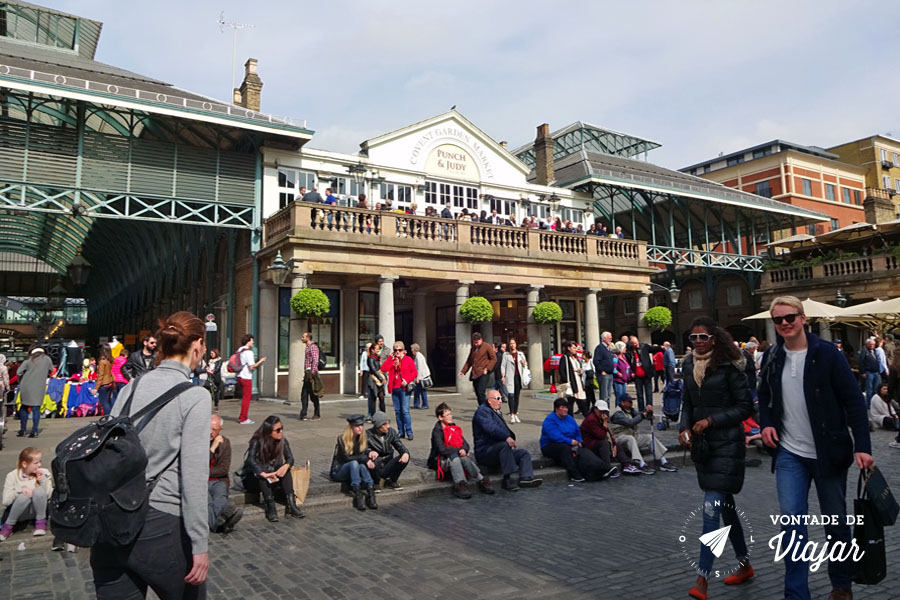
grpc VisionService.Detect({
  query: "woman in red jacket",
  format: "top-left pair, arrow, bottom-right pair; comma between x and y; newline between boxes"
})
381,341 -> 417,440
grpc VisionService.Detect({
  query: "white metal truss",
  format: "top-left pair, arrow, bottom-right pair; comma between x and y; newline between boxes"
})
647,245 -> 764,272
0,181 -> 254,228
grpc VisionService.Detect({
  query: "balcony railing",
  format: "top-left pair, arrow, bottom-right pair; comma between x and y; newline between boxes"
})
264,202 -> 647,266
763,253 -> 900,288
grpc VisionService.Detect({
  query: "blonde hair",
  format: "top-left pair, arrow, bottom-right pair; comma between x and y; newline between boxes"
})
341,424 -> 367,456
769,296 -> 804,315
17,447 -> 42,479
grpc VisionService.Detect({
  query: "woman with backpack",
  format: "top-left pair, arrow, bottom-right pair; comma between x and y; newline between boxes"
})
678,317 -> 754,600
0,447 -> 52,540
92,311 -> 211,599
427,402 -> 494,499
329,414 -> 378,511
244,415 -> 304,522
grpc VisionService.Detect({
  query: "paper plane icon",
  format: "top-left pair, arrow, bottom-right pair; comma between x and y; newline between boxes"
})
699,525 -> 731,558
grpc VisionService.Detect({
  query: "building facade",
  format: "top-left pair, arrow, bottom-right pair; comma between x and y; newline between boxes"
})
827,135 -> 900,220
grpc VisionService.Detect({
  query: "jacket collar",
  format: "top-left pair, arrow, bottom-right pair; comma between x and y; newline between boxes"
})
158,360 -> 191,377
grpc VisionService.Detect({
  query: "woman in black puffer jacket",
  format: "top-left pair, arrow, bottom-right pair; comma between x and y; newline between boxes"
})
679,317 -> 754,600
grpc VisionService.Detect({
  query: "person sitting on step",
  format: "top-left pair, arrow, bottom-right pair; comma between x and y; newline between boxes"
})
427,402 -> 495,499
366,411 -> 410,490
244,416 -> 305,522
540,397 -> 612,482
609,395 -> 678,474
472,390 -> 543,491
330,414 -> 378,511
0,447 -> 51,541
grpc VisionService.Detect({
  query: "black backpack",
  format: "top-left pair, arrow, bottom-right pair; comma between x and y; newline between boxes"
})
49,380 -> 195,547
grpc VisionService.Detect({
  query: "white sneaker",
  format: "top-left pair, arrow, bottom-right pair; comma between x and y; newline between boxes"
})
889,441 -> 900,449
239,419 -> 255,425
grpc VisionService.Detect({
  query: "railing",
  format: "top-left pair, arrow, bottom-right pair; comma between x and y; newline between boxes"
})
763,253 -> 900,289
263,202 -> 647,266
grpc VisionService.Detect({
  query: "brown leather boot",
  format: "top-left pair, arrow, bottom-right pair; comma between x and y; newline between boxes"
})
827,588 -> 852,600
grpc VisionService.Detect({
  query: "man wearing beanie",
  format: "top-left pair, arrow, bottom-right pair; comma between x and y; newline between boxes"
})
366,411 -> 410,489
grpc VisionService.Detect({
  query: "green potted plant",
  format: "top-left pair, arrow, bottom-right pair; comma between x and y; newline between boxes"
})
532,301 -> 563,325
459,296 -> 494,323
642,306 -> 672,331
290,288 -> 330,318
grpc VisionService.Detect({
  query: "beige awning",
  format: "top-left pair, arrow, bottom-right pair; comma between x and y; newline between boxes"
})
814,222 -> 877,243
767,233 -> 816,249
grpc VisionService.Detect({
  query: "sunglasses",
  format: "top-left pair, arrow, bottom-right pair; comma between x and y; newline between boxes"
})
273,427 -> 283,433
688,333 -> 711,342
393,349 -> 403,353
772,313 -> 801,325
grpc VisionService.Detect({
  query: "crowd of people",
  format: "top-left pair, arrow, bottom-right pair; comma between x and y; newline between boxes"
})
1,296 -> 895,600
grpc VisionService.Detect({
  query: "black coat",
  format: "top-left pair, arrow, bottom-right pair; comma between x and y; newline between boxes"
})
627,343 -> 661,379
741,350 -> 757,390
679,354 -> 753,494
329,435 -> 368,480
245,438 -> 295,479
366,425 -> 408,460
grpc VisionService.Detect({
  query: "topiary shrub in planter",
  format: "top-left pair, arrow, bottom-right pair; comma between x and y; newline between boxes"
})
532,301 -> 563,325
459,296 -> 494,323
290,288 -> 330,318
642,306 -> 672,331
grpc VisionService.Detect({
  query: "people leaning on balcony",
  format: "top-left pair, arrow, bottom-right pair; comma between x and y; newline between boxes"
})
330,414 -> 378,511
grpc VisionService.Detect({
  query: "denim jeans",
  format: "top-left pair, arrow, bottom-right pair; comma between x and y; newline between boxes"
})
598,373 -> 614,404
863,371 -> 880,408
775,448 -> 851,598
697,490 -> 748,578
412,382 -> 429,409
391,389 -> 412,437
634,377 -> 653,411
333,461 -> 373,488
613,382 -> 627,405
98,384 -> 115,416
18,406 -> 40,434
476,440 -> 535,479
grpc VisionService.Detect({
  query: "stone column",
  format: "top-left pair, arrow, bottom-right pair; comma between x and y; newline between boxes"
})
288,274 -> 308,405
526,285 -> 544,390
584,288 -> 601,353
378,275 -> 397,349
412,291 -> 427,352
636,291 -> 651,342
455,282 -> 473,393
818,321 -> 832,342
257,284 -> 278,398
342,288 -> 358,395
765,318 -> 776,345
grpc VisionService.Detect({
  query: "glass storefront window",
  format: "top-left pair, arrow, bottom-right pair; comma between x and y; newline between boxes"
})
278,288 -> 291,370
358,291 -> 377,358
278,288 -> 340,370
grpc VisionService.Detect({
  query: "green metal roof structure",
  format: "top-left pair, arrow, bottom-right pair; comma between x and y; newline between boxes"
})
512,121 -> 661,167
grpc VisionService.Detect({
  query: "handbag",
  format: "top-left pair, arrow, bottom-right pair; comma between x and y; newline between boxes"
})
690,432 -> 710,464
851,470 -> 887,585
421,376 -> 433,389
861,466 -> 898,526
521,364 -> 532,387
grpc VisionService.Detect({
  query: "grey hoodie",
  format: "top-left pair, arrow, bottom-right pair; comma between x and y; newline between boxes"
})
112,360 -> 211,554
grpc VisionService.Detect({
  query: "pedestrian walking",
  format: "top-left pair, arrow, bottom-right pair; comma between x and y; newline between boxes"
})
759,296 -> 872,600
492,342 -> 508,400
678,316 -> 755,599
592,331 -> 615,406
15,346 -> 53,438
0,354 -> 9,405
411,343 -> 431,410
380,341 -> 417,440
459,332 -> 497,406
366,343 -> 386,419
858,338 -> 880,408
206,349 -> 224,412
93,311 -> 211,599
236,334 -> 266,425
96,346 -> 116,418
662,341 -> 677,384
122,334 -> 157,380
558,340 -> 589,417
500,338 -> 528,423
299,331 -> 321,421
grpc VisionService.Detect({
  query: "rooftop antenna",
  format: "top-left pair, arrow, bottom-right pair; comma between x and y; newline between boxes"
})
217,11 -> 255,94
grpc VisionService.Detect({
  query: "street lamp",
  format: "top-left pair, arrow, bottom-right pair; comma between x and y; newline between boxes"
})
67,250 -> 91,287
348,162 -> 367,185
669,280 -> 681,304
834,289 -> 848,308
267,251 -> 290,286
48,279 -> 67,310
548,193 -> 561,210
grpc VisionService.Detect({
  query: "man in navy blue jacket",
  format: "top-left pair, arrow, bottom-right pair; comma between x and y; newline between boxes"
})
473,390 -> 542,491
759,296 -> 873,600
592,332 -> 615,407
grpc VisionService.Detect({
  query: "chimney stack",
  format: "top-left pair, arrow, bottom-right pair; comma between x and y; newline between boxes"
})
863,187 -> 895,224
534,123 -> 554,185
237,58 -> 263,111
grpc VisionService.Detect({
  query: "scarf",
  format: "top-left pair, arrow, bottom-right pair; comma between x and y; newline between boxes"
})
692,349 -> 713,388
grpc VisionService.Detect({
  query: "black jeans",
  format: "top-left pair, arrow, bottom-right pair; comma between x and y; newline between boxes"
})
507,374 -> 522,414
367,386 -> 385,417
541,442 -> 583,480
585,439 -> 617,469
473,374 -> 490,406
477,440 -> 535,479
300,380 -> 320,419
258,469 -> 295,503
369,455 -> 408,484
91,508 -> 205,600
566,396 -> 591,417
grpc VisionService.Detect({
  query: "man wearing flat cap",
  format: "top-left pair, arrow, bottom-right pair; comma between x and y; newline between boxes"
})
366,411 -> 410,490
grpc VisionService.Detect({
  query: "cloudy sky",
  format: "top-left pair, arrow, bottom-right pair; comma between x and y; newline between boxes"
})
52,0 -> 900,169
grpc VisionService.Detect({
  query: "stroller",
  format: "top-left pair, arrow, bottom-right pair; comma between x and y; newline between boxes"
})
658,379 -> 684,430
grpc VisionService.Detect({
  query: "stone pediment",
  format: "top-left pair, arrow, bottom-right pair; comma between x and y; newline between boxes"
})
361,110 -> 531,184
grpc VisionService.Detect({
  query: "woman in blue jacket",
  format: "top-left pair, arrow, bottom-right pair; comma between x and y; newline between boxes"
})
540,397 -> 594,482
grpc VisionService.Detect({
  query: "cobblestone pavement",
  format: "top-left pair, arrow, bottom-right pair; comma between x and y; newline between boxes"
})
2,428 -> 898,600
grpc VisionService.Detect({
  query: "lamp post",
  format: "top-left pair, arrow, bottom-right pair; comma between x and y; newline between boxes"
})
668,280 -> 681,305
548,193 -> 561,212
267,250 -> 290,286
834,289 -> 848,308
67,250 -> 91,287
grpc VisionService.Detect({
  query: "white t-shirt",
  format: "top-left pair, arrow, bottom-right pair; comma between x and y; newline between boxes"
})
779,348 -> 816,459
239,347 -> 255,380
360,350 -> 369,372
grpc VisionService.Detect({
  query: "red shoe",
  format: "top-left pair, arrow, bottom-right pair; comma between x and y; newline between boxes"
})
687,587 -> 707,600
724,565 -> 754,585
